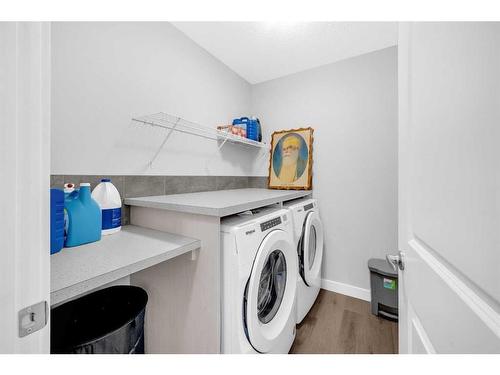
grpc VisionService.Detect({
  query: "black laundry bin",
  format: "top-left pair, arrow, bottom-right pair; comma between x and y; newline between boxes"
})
51,285 -> 148,354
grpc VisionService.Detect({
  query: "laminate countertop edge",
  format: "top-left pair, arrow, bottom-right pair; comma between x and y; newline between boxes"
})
125,188 -> 313,217
51,225 -> 201,306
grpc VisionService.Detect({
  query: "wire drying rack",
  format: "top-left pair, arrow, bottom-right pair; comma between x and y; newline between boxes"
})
132,112 -> 268,167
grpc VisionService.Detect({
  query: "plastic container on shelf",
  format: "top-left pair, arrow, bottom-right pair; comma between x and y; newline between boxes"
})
64,183 -> 102,247
50,189 -> 65,254
91,178 -> 122,235
232,117 -> 249,129
247,117 -> 262,142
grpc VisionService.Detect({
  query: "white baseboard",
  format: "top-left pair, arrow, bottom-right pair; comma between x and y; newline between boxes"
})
321,278 -> 371,302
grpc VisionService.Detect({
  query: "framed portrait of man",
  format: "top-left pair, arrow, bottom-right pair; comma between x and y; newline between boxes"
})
268,127 -> 313,190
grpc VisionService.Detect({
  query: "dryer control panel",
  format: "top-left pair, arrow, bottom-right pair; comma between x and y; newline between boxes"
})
260,216 -> 282,232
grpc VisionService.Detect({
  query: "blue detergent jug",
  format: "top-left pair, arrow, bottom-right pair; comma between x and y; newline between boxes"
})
50,189 -> 65,254
64,183 -> 102,247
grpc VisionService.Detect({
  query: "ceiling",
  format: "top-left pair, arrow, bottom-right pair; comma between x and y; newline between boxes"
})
172,22 -> 398,84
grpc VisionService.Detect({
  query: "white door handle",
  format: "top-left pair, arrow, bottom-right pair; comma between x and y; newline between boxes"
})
386,251 -> 405,271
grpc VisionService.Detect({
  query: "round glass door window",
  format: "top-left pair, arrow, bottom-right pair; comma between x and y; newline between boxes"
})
308,225 -> 317,270
257,250 -> 287,324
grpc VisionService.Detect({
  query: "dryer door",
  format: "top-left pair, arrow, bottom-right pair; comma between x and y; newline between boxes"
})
245,229 -> 297,353
301,211 -> 324,288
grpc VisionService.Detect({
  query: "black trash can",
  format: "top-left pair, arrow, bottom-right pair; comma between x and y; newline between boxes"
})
51,285 -> 148,354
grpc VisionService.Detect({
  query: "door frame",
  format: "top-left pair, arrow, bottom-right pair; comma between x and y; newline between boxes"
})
0,22 -> 51,354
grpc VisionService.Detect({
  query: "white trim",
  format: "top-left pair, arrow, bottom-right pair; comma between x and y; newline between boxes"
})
411,316 -> 436,354
409,238 -> 500,338
321,278 -> 371,302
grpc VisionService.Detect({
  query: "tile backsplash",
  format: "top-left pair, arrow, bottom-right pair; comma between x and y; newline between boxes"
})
51,175 -> 268,225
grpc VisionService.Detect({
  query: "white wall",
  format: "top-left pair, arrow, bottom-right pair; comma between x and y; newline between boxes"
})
51,22 -> 262,176
251,47 -> 398,293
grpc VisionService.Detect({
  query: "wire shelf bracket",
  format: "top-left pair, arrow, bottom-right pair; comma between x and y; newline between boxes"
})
132,112 -> 268,168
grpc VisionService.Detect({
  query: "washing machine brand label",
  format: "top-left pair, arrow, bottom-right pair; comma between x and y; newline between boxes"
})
245,229 -> 255,235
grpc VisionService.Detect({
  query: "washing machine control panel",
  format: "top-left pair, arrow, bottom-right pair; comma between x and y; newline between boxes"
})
260,216 -> 282,232
304,203 -> 314,211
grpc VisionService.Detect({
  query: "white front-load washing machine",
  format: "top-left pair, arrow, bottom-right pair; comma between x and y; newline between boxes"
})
221,207 -> 297,353
284,198 -> 324,324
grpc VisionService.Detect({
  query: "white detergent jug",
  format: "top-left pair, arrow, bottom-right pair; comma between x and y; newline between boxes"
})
91,178 -> 122,235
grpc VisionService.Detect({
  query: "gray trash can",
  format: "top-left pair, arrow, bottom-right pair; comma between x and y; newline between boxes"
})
368,258 -> 398,321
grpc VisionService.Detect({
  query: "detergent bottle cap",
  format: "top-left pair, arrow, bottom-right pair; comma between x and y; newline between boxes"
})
64,183 -> 75,193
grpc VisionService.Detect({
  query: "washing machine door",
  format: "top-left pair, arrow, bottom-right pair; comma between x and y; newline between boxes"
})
300,211 -> 324,288
244,229 -> 297,353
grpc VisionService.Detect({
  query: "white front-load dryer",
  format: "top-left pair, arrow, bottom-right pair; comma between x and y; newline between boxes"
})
221,207 -> 297,353
284,198 -> 324,324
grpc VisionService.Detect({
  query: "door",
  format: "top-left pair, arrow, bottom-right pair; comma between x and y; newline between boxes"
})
300,211 -> 323,288
245,230 -> 297,353
0,22 -> 51,353
397,22 -> 500,353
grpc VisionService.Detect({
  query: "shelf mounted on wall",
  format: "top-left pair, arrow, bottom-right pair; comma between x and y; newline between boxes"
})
131,112 -> 268,168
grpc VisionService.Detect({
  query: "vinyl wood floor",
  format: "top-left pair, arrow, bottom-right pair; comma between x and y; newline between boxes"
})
290,289 -> 398,354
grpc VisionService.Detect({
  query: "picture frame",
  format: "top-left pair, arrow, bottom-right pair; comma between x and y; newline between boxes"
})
268,127 -> 314,190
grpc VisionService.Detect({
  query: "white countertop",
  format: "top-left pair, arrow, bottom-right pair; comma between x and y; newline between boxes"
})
51,225 -> 200,305
124,188 -> 312,217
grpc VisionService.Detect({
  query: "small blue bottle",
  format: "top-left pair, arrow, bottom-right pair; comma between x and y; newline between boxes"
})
64,183 -> 102,247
